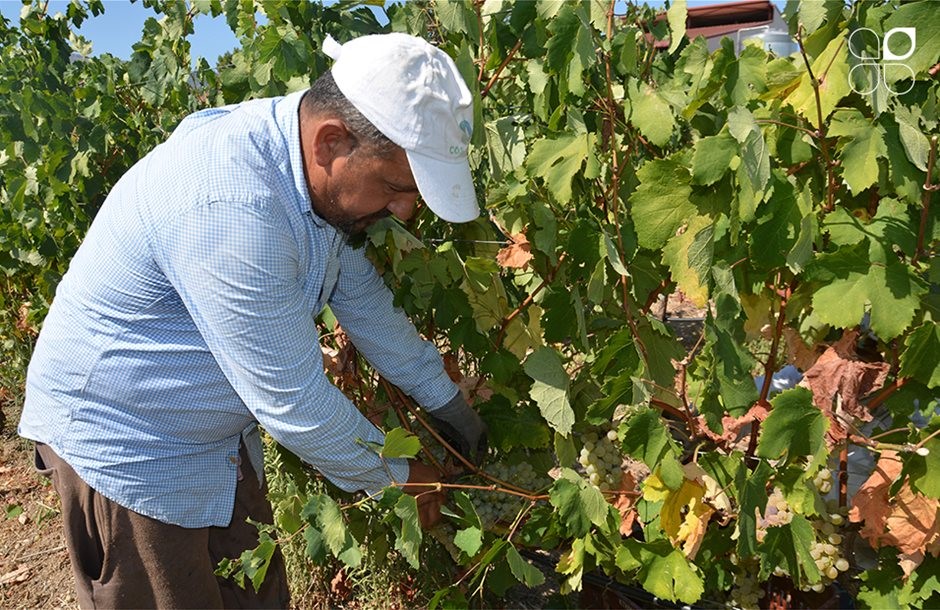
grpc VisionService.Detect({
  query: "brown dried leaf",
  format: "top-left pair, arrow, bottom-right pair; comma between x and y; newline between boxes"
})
330,569 -> 351,600
457,376 -> 493,406
695,401 -> 771,446
495,233 -> 534,269
613,471 -> 638,536
799,330 -> 890,442
848,450 -> 940,576
443,352 -> 462,383
782,327 -> 823,372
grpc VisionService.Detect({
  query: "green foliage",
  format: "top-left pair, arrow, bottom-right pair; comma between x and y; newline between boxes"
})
3,0 -> 939,607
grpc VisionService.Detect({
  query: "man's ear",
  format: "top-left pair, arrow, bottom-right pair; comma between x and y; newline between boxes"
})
310,119 -> 353,167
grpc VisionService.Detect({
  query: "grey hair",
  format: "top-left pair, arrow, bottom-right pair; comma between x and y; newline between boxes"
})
301,71 -> 398,158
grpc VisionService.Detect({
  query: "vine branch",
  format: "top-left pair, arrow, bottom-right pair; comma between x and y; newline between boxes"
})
480,38 -> 522,99
795,25 -> 837,212
913,135 -> 938,267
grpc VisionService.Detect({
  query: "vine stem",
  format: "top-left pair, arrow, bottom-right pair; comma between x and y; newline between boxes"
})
382,379 -> 445,473
387,383 -> 537,497
755,119 -> 817,137
866,377 -> 907,412
603,0 -> 648,367
839,443 -> 848,507
494,252 -> 566,348
912,135 -> 938,267
748,276 -> 790,459
795,25 -> 837,212
480,38 -> 522,99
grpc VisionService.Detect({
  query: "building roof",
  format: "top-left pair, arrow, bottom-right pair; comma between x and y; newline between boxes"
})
650,0 -> 778,49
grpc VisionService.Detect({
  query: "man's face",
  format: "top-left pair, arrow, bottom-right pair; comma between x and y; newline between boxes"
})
312,147 -> 420,236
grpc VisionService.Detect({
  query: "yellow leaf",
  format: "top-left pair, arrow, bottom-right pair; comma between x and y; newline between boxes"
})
643,464 -> 720,559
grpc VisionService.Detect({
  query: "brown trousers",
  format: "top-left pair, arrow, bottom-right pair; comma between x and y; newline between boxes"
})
35,443 -> 290,609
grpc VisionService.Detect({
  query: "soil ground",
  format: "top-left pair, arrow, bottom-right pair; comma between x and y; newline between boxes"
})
0,435 -> 75,609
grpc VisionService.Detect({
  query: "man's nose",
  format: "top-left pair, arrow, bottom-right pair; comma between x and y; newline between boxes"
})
387,196 -> 417,222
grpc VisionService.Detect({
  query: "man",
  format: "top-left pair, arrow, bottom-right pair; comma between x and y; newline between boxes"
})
18,33 -> 487,608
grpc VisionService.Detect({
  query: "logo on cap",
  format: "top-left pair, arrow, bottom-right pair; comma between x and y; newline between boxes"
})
459,120 -> 473,144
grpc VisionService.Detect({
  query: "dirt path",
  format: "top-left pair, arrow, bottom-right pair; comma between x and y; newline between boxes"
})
0,437 -> 76,609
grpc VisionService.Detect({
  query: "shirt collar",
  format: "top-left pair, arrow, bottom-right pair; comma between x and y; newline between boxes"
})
276,90 -> 328,228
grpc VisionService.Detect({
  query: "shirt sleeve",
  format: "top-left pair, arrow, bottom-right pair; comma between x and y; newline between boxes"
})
328,242 -> 459,411
154,200 -> 409,494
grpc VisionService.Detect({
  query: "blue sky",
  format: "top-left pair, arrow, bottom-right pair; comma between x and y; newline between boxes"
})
0,0 -> 243,64
0,0 -> 785,66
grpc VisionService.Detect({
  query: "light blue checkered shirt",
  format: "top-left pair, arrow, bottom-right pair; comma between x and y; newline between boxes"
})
19,91 -> 459,528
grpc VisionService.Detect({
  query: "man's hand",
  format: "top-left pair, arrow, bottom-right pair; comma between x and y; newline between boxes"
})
402,460 -> 446,529
427,391 -> 488,466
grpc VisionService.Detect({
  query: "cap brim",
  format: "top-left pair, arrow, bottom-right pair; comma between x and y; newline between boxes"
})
406,150 -> 480,223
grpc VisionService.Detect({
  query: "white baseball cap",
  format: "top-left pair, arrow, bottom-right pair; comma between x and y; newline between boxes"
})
323,33 -> 480,222
323,33 -> 480,224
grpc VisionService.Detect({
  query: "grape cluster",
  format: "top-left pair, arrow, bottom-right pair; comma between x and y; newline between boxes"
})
414,426 -> 448,464
727,556 -> 764,610
756,488 -> 793,541
753,483 -> 850,596
803,500 -> 850,590
577,428 -> 623,492
813,467 -> 834,494
470,461 -> 546,528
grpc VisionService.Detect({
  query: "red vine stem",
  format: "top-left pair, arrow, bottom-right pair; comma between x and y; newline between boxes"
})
748,277 -> 791,459
866,377 -> 908,412
386,383 -> 536,497
480,38 -> 523,99
839,443 -> 848,507
913,135 -> 938,267
494,253 -> 566,348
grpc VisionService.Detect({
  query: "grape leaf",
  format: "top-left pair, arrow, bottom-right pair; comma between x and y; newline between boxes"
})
619,408 -> 684,490
691,131 -> 737,186
506,544 -> 546,587
727,106 -> 770,206
665,0 -> 687,55
549,476 -> 592,537
643,465 -> 715,558
808,242 -> 927,340
380,427 -> 421,459
758,515 -> 822,584
882,114 -> 927,204
829,109 -> 887,195
525,133 -> 594,204
238,531 -> 277,593
900,323 -> 940,388
662,215 -> 714,307
626,79 -> 676,148
799,329 -> 891,442
454,526 -> 483,558
736,460 -> 773,558
849,450 -> 940,576
393,494 -> 422,570
905,439 -> 940,499
320,495 -> 362,569
784,31 -> 851,128
524,347 -> 574,437
884,3 -> 940,77
495,233 -> 533,269
823,198 -> 917,261
757,387 -> 828,460
725,45 -> 768,106
629,158 -> 695,250
633,540 -> 705,604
